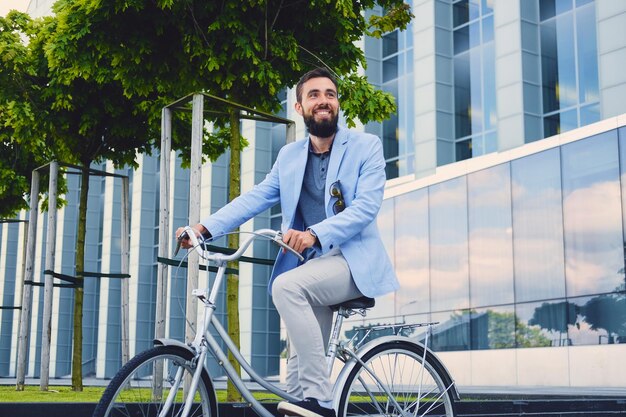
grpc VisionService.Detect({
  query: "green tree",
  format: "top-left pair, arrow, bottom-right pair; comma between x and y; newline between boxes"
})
37,0 -> 413,396
0,12 -> 50,218
1,10 -> 221,391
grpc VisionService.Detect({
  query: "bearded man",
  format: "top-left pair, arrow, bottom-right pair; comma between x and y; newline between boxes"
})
177,67 -> 398,417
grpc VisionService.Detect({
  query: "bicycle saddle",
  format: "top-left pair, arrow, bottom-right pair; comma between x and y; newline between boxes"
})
330,296 -> 375,312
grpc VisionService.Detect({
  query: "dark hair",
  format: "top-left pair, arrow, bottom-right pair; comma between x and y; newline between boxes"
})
295,67 -> 339,103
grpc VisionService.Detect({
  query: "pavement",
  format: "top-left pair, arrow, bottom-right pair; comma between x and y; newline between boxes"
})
2,377 -> 625,417
3,376 -> 626,398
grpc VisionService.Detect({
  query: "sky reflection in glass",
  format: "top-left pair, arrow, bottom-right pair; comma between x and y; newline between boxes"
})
561,131 -> 623,296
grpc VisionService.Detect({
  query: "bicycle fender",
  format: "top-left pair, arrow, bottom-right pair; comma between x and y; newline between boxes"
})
153,338 -> 196,356
331,335 -> 460,406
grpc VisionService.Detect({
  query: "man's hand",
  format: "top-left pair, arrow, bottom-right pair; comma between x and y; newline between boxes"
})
175,224 -> 209,249
282,229 -> 317,254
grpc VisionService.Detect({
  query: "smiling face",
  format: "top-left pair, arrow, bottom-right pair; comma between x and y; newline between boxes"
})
295,76 -> 339,139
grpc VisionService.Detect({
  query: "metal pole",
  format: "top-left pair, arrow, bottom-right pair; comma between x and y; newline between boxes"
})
286,121 -> 296,144
153,107 -> 173,400
40,161 -> 58,390
120,176 -> 130,365
155,108 -> 172,342
187,94 -> 203,344
16,170 -> 40,390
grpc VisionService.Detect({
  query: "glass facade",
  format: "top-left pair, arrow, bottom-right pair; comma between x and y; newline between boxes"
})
540,0 -> 600,136
380,0 -> 415,178
380,127 -> 626,351
453,0 -> 497,161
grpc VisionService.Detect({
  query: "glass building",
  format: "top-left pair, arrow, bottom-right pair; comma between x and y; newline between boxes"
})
1,0 -> 625,391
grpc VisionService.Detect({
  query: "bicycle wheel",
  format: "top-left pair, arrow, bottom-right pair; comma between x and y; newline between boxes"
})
93,345 -> 217,417
337,340 -> 456,417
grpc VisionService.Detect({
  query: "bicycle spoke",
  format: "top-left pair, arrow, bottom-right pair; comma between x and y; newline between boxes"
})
338,342 -> 455,417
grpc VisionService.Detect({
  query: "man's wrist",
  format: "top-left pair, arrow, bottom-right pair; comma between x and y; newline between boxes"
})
195,224 -> 212,240
306,227 -> 318,243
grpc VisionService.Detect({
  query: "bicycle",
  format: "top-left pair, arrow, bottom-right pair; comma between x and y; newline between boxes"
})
93,227 -> 459,417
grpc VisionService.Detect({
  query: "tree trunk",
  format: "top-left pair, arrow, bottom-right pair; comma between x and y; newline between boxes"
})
72,164 -> 90,391
226,109 -> 242,402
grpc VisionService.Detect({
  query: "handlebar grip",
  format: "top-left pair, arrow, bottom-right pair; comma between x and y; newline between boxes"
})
174,226 -> 204,257
273,232 -> 305,262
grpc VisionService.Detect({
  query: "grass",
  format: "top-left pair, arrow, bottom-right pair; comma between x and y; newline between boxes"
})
0,385 -> 281,403
0,385 -> 106,402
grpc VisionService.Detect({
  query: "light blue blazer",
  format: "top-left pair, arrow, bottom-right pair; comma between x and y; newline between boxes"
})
201,126 -> 398,298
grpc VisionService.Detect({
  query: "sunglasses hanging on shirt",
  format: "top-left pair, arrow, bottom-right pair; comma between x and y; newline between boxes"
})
329,180 -> 346,215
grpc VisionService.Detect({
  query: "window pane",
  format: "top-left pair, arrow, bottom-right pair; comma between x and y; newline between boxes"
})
576,3 -> 599,104
468,164 -> 514,307
540,0 -> 573,21
431,310 -> 470,351
374,197 -> 393,262
429,177 -> 469,311
394,189 -> 430,315
544,108 -> 577,136
385,160 -> 399,179
483,43 -> 496,131
560,108 -> 578,133
453,0 -> 479,27
470,305 -> 516,350
580,103 -> 600,127
517,300 -> 575,348
568,294 -> 626,346
469,47 -> 483,133
382,55 -> 398,83
484,131 -> 497,154
454,26 -> 470,54
541,14 -> 576,113
454,53 -> 471,138
511,148 -> 566,302
544,112 -> 559,137
561,131 -> 624,296
382,30 -> 398,57
471,135 -> 484,157
383,113 -> 399,160
453,0 -> 470,27
456,139 -> 472,161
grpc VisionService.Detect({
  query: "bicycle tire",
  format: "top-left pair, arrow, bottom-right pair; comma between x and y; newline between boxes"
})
337,340 -> 456,417
92,345 -> 218,417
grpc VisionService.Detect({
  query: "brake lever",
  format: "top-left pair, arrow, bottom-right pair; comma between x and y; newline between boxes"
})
174,231 -> 188,256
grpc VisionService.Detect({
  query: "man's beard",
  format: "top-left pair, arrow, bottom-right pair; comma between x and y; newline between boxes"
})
303,112 -> 338,138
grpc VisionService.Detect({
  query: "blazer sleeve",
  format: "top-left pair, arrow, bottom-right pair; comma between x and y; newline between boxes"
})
200,152 -> 282,237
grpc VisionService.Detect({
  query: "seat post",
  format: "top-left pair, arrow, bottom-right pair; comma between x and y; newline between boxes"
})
326,307 -> 347,372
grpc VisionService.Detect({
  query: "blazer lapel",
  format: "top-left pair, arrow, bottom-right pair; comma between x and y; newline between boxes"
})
290,138 -> 309,213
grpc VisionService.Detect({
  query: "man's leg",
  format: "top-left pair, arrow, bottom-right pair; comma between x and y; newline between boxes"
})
285,305 -> 334,398
272,253 -> 362,402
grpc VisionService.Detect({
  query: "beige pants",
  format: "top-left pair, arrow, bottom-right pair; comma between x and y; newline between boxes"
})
271,252 -> 362,402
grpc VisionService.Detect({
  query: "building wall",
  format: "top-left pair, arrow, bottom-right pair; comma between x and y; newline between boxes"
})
368,115 -> 626,387
0,0 -> 624,390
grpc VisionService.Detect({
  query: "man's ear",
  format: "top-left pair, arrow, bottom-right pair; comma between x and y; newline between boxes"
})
294,101 -> 303,116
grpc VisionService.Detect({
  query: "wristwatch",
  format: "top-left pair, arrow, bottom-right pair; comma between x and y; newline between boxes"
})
306,228 -> 319,242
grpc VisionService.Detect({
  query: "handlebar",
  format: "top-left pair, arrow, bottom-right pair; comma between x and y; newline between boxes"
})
176,227 -> 305,263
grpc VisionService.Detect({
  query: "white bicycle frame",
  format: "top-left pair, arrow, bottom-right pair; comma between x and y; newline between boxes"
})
157,226 -> 459,417
158,227 -> 303,417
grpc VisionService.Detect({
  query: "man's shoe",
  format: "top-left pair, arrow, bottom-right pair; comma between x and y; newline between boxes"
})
277,398 -> 336,417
